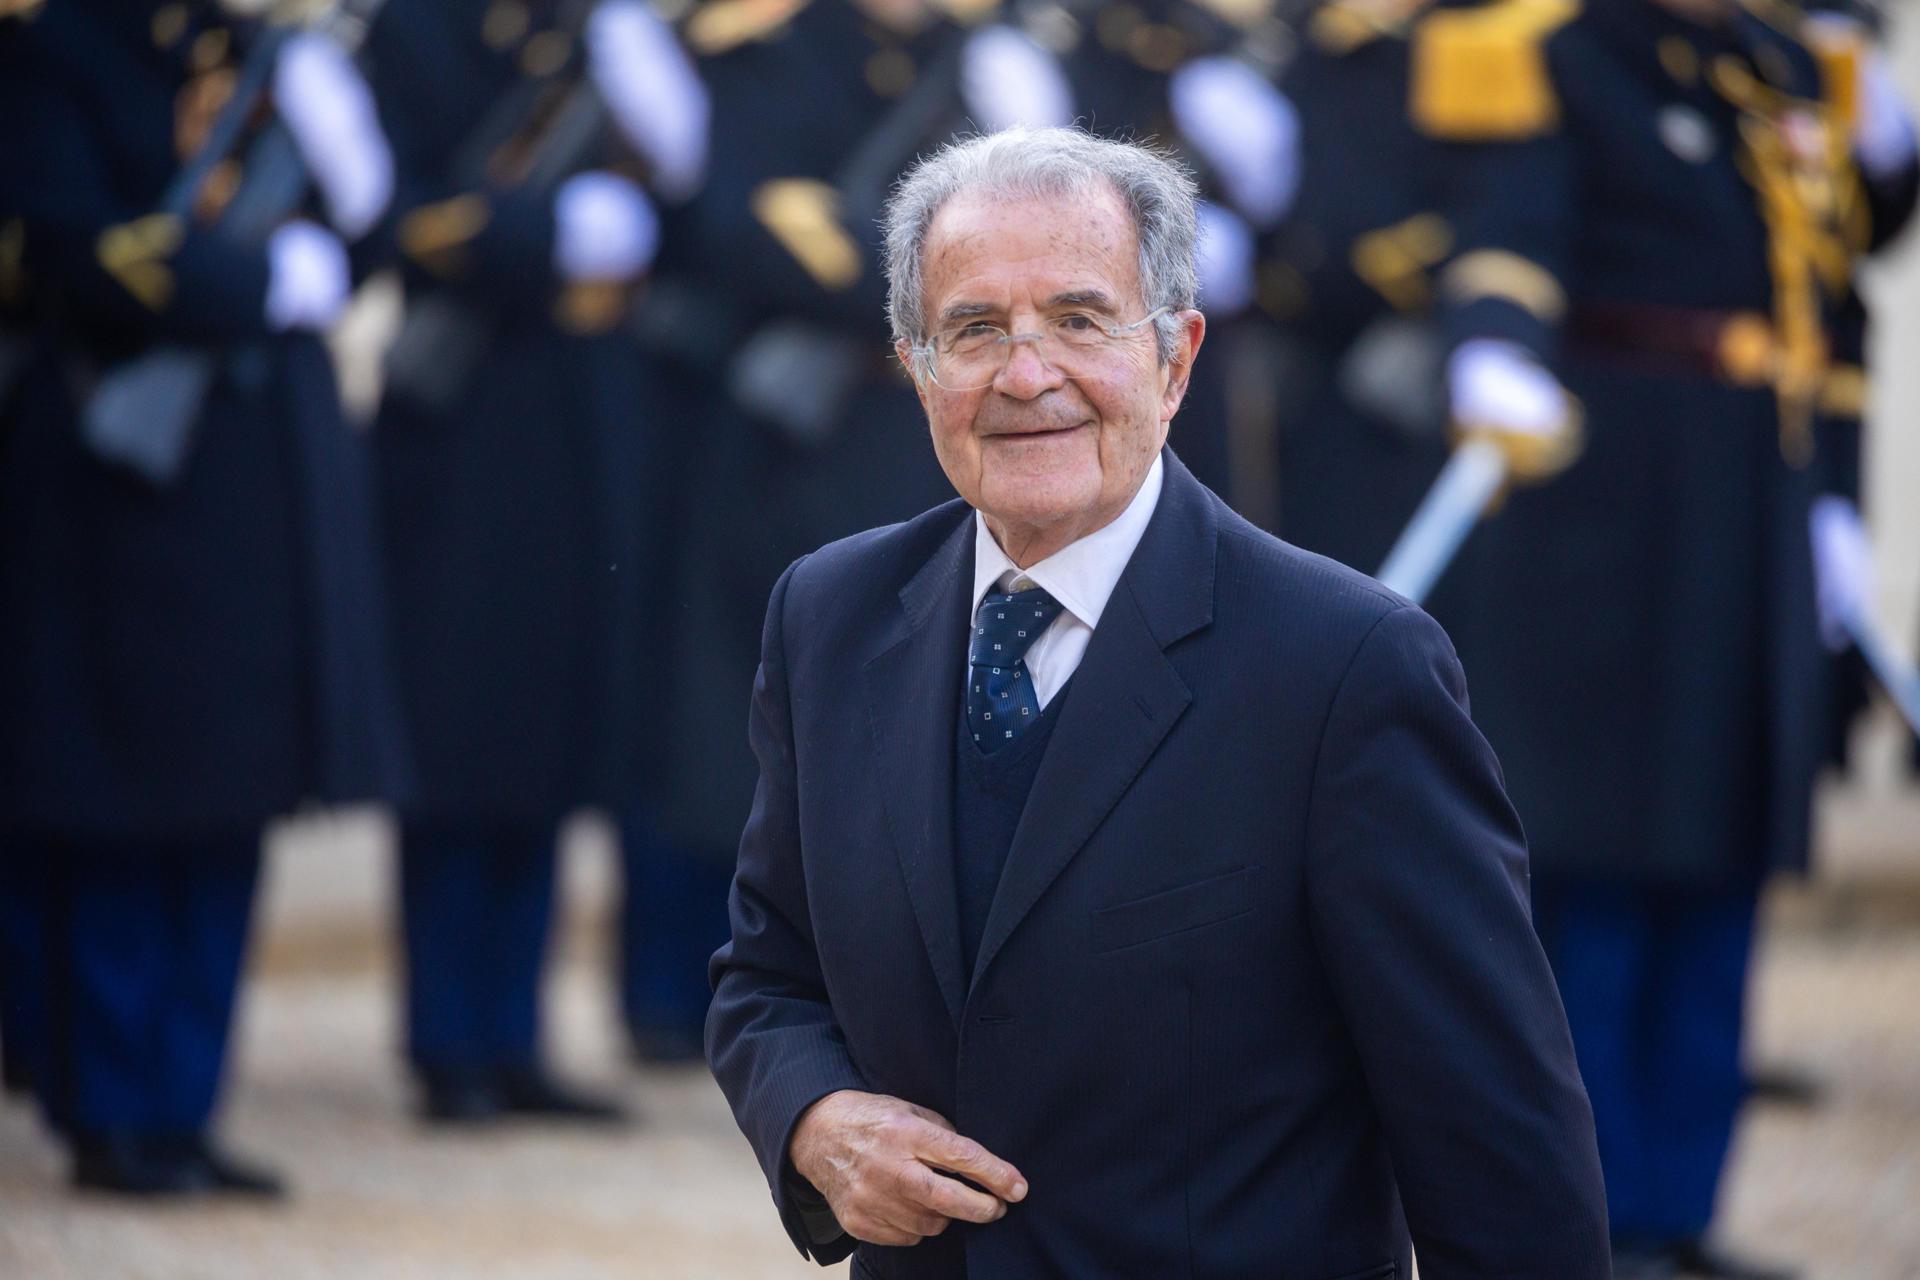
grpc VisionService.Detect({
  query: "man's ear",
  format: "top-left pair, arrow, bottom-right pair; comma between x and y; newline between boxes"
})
1160,310 -> 1207,422
897,338 -> 933,412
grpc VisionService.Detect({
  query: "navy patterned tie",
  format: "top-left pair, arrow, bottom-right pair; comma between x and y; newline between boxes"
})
968,582 -> 1065,754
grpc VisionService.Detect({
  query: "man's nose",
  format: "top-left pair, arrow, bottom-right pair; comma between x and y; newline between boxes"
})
992,335 -> 1066,399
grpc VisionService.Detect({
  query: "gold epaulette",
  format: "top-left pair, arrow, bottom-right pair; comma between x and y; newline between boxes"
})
1308,0 -> 1432,55
96,213 -> 184,312
683,0 -> 811,56
930,0 -> 1002,27
1190,0 -> 1278,33
752,179 -> 862,290
1409,0 -> 1578,140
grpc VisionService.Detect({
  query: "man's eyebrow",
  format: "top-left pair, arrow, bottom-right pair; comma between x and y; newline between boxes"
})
1046,289 -> 1120,313
937,300 -> 1000,326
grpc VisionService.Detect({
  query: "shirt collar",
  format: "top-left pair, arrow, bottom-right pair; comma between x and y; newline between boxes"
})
970,453 -> 1165,629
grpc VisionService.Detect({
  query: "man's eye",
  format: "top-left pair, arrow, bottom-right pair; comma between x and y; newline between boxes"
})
1054,313 -> 1100,333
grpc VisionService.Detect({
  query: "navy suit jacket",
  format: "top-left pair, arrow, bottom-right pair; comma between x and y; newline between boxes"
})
707,452 -> 1610,1279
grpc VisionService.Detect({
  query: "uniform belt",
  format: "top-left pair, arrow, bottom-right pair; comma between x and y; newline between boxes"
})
1566,302 -> 1781,388
1567,302 -> 1865,418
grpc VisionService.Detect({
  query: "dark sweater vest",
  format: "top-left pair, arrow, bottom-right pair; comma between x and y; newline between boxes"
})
953,680 -> 1070,982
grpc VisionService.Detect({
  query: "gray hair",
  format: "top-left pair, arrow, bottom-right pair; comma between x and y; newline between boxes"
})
882,126 -> 1199,367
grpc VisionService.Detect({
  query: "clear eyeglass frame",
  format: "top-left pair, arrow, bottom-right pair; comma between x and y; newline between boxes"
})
911,305 -> 1171,391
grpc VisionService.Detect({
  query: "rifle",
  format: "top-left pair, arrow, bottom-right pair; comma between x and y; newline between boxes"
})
81,0 -> 385,487
382,0 -> 610,412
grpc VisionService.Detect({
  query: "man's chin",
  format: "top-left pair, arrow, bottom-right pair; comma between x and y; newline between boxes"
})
975,485 -> 1103,547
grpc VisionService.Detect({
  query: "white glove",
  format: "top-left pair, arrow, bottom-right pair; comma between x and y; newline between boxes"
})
1448,339 -> 1564,435
1855,53 -> 1917,181
1195,201 -> 1256,315
1803,15 -> 1917,182
962,26 -> 1075,133
1448,339 -> 1581,481
554,170 -> 660,283
273,32 -> 395,239
1169,56 -> 1300,229
1810,494 -> 1875,652
265,219 -> 351,332
587,0 -> 710,202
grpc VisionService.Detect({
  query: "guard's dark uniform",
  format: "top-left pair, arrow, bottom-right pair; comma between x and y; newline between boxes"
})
622,0 -> 995,1051
360,0 -> 667,1106
1414,0 -> 1917,1257
0,0 -> 408,1179
1049,0 -> 1266,501
1262,0 -> 1455,571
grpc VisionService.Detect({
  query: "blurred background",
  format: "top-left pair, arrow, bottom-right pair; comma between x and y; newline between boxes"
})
0,0 -> 1917,1275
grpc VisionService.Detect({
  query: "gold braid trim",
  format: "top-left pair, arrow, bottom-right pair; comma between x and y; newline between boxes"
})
751,179 -> 861,291
1440,249 -> 1567,321
684,0 -> 810,56
399,195 -> 493,279
1711,55 -> 1852,464
96,213 -> 185,313
1350,213 -> 1454,312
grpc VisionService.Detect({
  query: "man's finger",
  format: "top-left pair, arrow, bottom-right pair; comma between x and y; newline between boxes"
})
840,1210 -> 920,1249
915,1126 -> 1028,1203
864,1196 -> 946,1242
896,1160 -> 1006,1225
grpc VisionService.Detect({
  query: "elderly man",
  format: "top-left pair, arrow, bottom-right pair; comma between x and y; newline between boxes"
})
706,127 -> 1610,1279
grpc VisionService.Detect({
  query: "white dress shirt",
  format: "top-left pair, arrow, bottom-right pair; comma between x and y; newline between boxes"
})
968,454 -> 1165,709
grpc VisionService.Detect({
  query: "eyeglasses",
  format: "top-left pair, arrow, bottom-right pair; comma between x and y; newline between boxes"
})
911,306 -> 1170,391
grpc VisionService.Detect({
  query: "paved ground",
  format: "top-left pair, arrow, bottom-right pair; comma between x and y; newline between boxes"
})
2,841 -> 1919,1280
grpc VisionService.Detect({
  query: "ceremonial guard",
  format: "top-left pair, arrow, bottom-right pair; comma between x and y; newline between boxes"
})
0,0 -> 409,1194
1260,0 -> 1456,571
1410,0 -> 1917,1272
1044,0 -> 1301,503
618,0 -> 1074,1060
360,0 -> 707,1120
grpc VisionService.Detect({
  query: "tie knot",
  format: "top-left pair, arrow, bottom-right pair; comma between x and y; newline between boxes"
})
970,586 -> 1063,668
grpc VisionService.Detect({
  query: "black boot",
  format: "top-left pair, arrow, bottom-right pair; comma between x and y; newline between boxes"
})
416,1066 -> 506,1126
173,1136 -> 288,1199
71,1134 -> 209,1197
495,1066 -> 632,1125
1668,1237 -> 1800,1280
629,1023 -> 706,1068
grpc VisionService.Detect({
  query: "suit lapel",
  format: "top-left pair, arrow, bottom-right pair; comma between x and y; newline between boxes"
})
971,453 -> 1219,990
862,514 -> 974,1026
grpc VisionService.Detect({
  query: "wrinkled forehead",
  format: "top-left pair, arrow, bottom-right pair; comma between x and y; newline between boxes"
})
921,182 -> 1143,315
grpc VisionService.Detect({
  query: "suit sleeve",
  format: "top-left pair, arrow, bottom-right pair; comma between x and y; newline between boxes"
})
1304,604 -> 1610,1280
705,556 -> 869,1265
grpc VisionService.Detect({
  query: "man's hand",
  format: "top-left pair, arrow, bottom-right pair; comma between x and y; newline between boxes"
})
789,1090 -> 1027,1247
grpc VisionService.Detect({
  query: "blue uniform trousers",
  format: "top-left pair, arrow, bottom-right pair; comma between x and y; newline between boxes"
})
617,811 -> 731,1039
399,821 -> 557,1077
1535,878 -> 1760,1244
36,836 -> 260,1141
